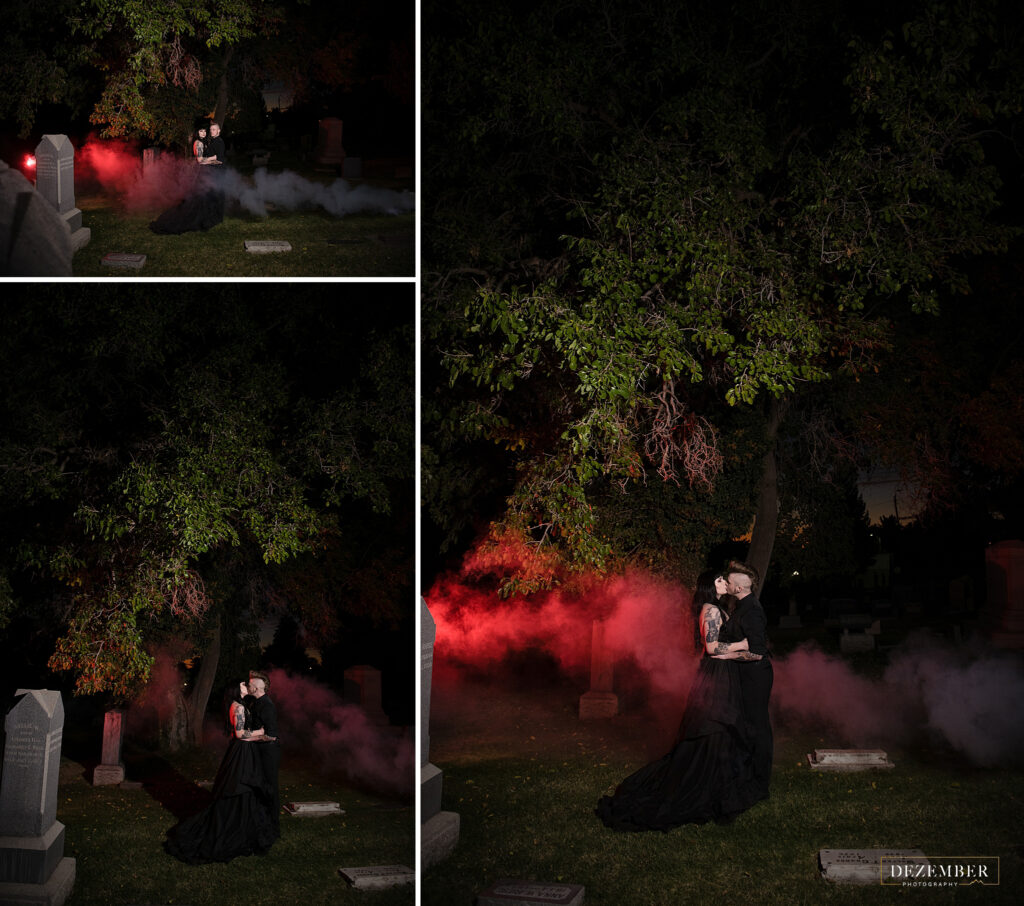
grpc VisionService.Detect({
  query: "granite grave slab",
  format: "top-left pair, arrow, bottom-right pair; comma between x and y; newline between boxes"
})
478,880 -> 585,906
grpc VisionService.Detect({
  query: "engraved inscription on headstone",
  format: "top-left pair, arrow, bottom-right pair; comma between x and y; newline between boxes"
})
807,749 -> 894,771
819,849 -> 928,885
33,134 -> 90,252
0,690 -> 76,905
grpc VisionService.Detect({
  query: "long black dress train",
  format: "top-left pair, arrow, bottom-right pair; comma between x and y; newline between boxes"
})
165,695 -> 276,863
596,649 -> 760,831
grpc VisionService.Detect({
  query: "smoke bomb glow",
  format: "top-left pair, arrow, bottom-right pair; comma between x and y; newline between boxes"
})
427,538 -> 1024,768
132,653 -> 413,797
76,138 -> 414,218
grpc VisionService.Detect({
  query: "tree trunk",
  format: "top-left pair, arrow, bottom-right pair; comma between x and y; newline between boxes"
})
213,47 -> 234,130
185,615 -> 222,748
746,397 -> 786,592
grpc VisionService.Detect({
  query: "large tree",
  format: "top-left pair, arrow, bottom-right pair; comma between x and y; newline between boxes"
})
0,0 -> 410,147
425,0 -> 1023,591
0,290 -> 413,747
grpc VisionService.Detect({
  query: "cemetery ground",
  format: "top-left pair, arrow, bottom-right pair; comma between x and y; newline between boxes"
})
56,733 -> 414,905
424,660 -> 1023,905
70,156 -> 414,277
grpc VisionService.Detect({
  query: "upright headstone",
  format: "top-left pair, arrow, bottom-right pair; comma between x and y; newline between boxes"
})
0,690 -> 76,905
33,135 -> 90,253
314,117 -> 345,168
579,620 -> 618,719
0,160 -> 73,276
985,540 -> 1024,649
421,598 -> 459,867
92,709 -> 126,785
343,665 -> 389,726
778,595 -> 802,629
142,147 -> 158,174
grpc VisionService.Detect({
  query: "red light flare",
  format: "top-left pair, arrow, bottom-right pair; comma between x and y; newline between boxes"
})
24,154 -> 36,169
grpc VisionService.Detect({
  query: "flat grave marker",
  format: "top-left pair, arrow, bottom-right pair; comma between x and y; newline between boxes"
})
244,240 -> 292,254
102,253 -> 147,269
338,865 -> 414,890
478,880 -> 585,906
819,849 -> 928,885
283,801 -> 344,817
807,749 -> 894,771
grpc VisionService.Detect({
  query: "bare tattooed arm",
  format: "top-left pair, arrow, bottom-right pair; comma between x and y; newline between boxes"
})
702,605 -> 760,659
230,701 -> 265,740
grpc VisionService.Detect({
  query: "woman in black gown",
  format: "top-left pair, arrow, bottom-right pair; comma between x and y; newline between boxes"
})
596,570 -> 764,831
165,681 -> 278,863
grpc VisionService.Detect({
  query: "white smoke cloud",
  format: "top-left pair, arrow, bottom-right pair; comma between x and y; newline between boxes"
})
76,139 -> 414,218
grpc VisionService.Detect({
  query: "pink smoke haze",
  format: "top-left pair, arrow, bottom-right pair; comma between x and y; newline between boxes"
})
78,138 -> 207,212
262,668 -> 413,798
427,543 -> 1024,767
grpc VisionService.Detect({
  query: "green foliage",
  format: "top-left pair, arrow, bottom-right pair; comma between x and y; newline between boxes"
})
428,0 -> 1022,581
0,1 -> 97,137
0,292 -> 412,700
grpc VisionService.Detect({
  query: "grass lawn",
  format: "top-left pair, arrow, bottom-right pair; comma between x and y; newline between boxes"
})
423,676 -> 1023,905
59,741 -> 414,905
69,161 -> 414,277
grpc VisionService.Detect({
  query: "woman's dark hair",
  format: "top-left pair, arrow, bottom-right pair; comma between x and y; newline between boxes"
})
691,569 -> 721,651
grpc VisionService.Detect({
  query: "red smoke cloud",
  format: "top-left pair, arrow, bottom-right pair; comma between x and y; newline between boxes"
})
427,538 -> 1024,767
77,138 -> 205,212
428,559 -> 701,700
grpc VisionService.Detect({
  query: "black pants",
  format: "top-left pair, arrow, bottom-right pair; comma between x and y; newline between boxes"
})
255,742 -> 281,836
738,659 -> 773,800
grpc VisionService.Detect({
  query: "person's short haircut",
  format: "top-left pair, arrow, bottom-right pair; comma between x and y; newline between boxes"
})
249,670 -> 270,689
725,561 -> 759,591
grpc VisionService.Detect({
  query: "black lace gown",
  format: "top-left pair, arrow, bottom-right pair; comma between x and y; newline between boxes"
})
165,697 -> 277,864
596,649 -> 760,831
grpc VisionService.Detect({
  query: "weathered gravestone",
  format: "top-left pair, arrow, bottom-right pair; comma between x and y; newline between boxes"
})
34,135 -> 90,253
142,147 -> 159,175
314,117 -> 345,168
283,801 -> 344,817
343,665 -> 389,727
101,252 -> 147,269
985,540 -> 1024,649
478,880 -> 585,906
579,620 -> 617,719
0,690 -> 76,905
839,628 -> 875,653
0,160 -> 73,276
92,709 -> 126,786
244,240 -> 292,254
806,749 -> 894,771
338,865 -> 414,890
421,598 -> 459,868
819,849 -> 928,885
